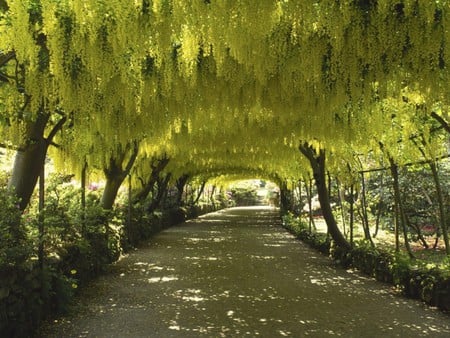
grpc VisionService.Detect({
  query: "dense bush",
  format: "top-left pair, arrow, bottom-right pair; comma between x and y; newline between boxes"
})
0,187 -> 30,267
117,198 -> 224,251
0,185 -> 77,337
22,175 -> 120,286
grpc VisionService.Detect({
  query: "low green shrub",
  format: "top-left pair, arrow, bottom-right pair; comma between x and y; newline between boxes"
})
0,185 -> 78,337
282,213 -> 331,254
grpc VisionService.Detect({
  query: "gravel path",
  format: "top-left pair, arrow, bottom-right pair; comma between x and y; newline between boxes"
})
38,206 -> 450,337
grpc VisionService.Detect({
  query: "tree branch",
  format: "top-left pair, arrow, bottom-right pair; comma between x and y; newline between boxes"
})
45,115 -> 67,144
359,153 -> 450,174
49,141 -> 61,148
0,72 -> 15,83
124,141 -> 139,174
0,51 -> 15,67
431,111 -> 450,134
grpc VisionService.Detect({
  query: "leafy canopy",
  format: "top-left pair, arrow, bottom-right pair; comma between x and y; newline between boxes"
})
0,1 -> 449,182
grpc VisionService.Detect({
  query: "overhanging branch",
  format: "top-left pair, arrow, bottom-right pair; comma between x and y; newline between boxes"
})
45,115 -> 67,144
431,111 -> 450,134
0,51 -> 15,67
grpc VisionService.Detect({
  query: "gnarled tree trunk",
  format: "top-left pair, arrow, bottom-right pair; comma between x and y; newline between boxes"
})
8,112 -> 66,211
133,156 -> 170,204
147,173 -> 171,212
101,142 -> 139,210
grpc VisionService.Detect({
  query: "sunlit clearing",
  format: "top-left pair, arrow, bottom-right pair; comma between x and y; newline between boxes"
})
220,179 -> 280,207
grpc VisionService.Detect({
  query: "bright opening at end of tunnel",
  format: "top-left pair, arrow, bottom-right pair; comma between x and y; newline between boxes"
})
225,179 -> 280,207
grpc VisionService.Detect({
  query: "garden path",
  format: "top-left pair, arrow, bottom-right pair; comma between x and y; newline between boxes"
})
38,206 -> 450,337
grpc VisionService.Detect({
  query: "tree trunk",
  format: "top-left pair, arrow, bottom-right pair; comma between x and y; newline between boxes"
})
405,213 -> 429,249
133,157 -> 170,204
374,206 -> 381,238
101,176 -> 124,210
100,142 -> 139,210
127,174 -> 132,240
148,173 -> 171,212
38,159 -> 45,269
305,177 -> 315,232
297,180 -> 302,216
413,136 -> 449,254
8,112 -> 66,211
81,161 -> 87,234
360,172 -> 375,247
175,174 -> 189,206
299,143 -> 351,251
389,158 -> 414,257
192,181 -> 206,205
336,179 -> 347,237
428,160 -> 450,254
349,184 -> 355,247
373,172 -> 385,238
393,194 -> 401,253
209,185 -> 216,206
134,177 -> 156,204
279,181 -> 292,213
8,113 -> 49,210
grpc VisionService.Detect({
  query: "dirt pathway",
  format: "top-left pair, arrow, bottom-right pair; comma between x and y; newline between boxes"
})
38,207 -> 450,337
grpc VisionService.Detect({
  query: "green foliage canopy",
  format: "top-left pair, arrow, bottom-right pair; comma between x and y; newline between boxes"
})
0,0 -> 449,182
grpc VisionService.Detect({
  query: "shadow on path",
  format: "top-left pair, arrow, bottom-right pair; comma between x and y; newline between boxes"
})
38,206 -> 450,337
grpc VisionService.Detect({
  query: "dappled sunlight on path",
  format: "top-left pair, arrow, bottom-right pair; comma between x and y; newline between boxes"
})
39,207 -> 450,337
